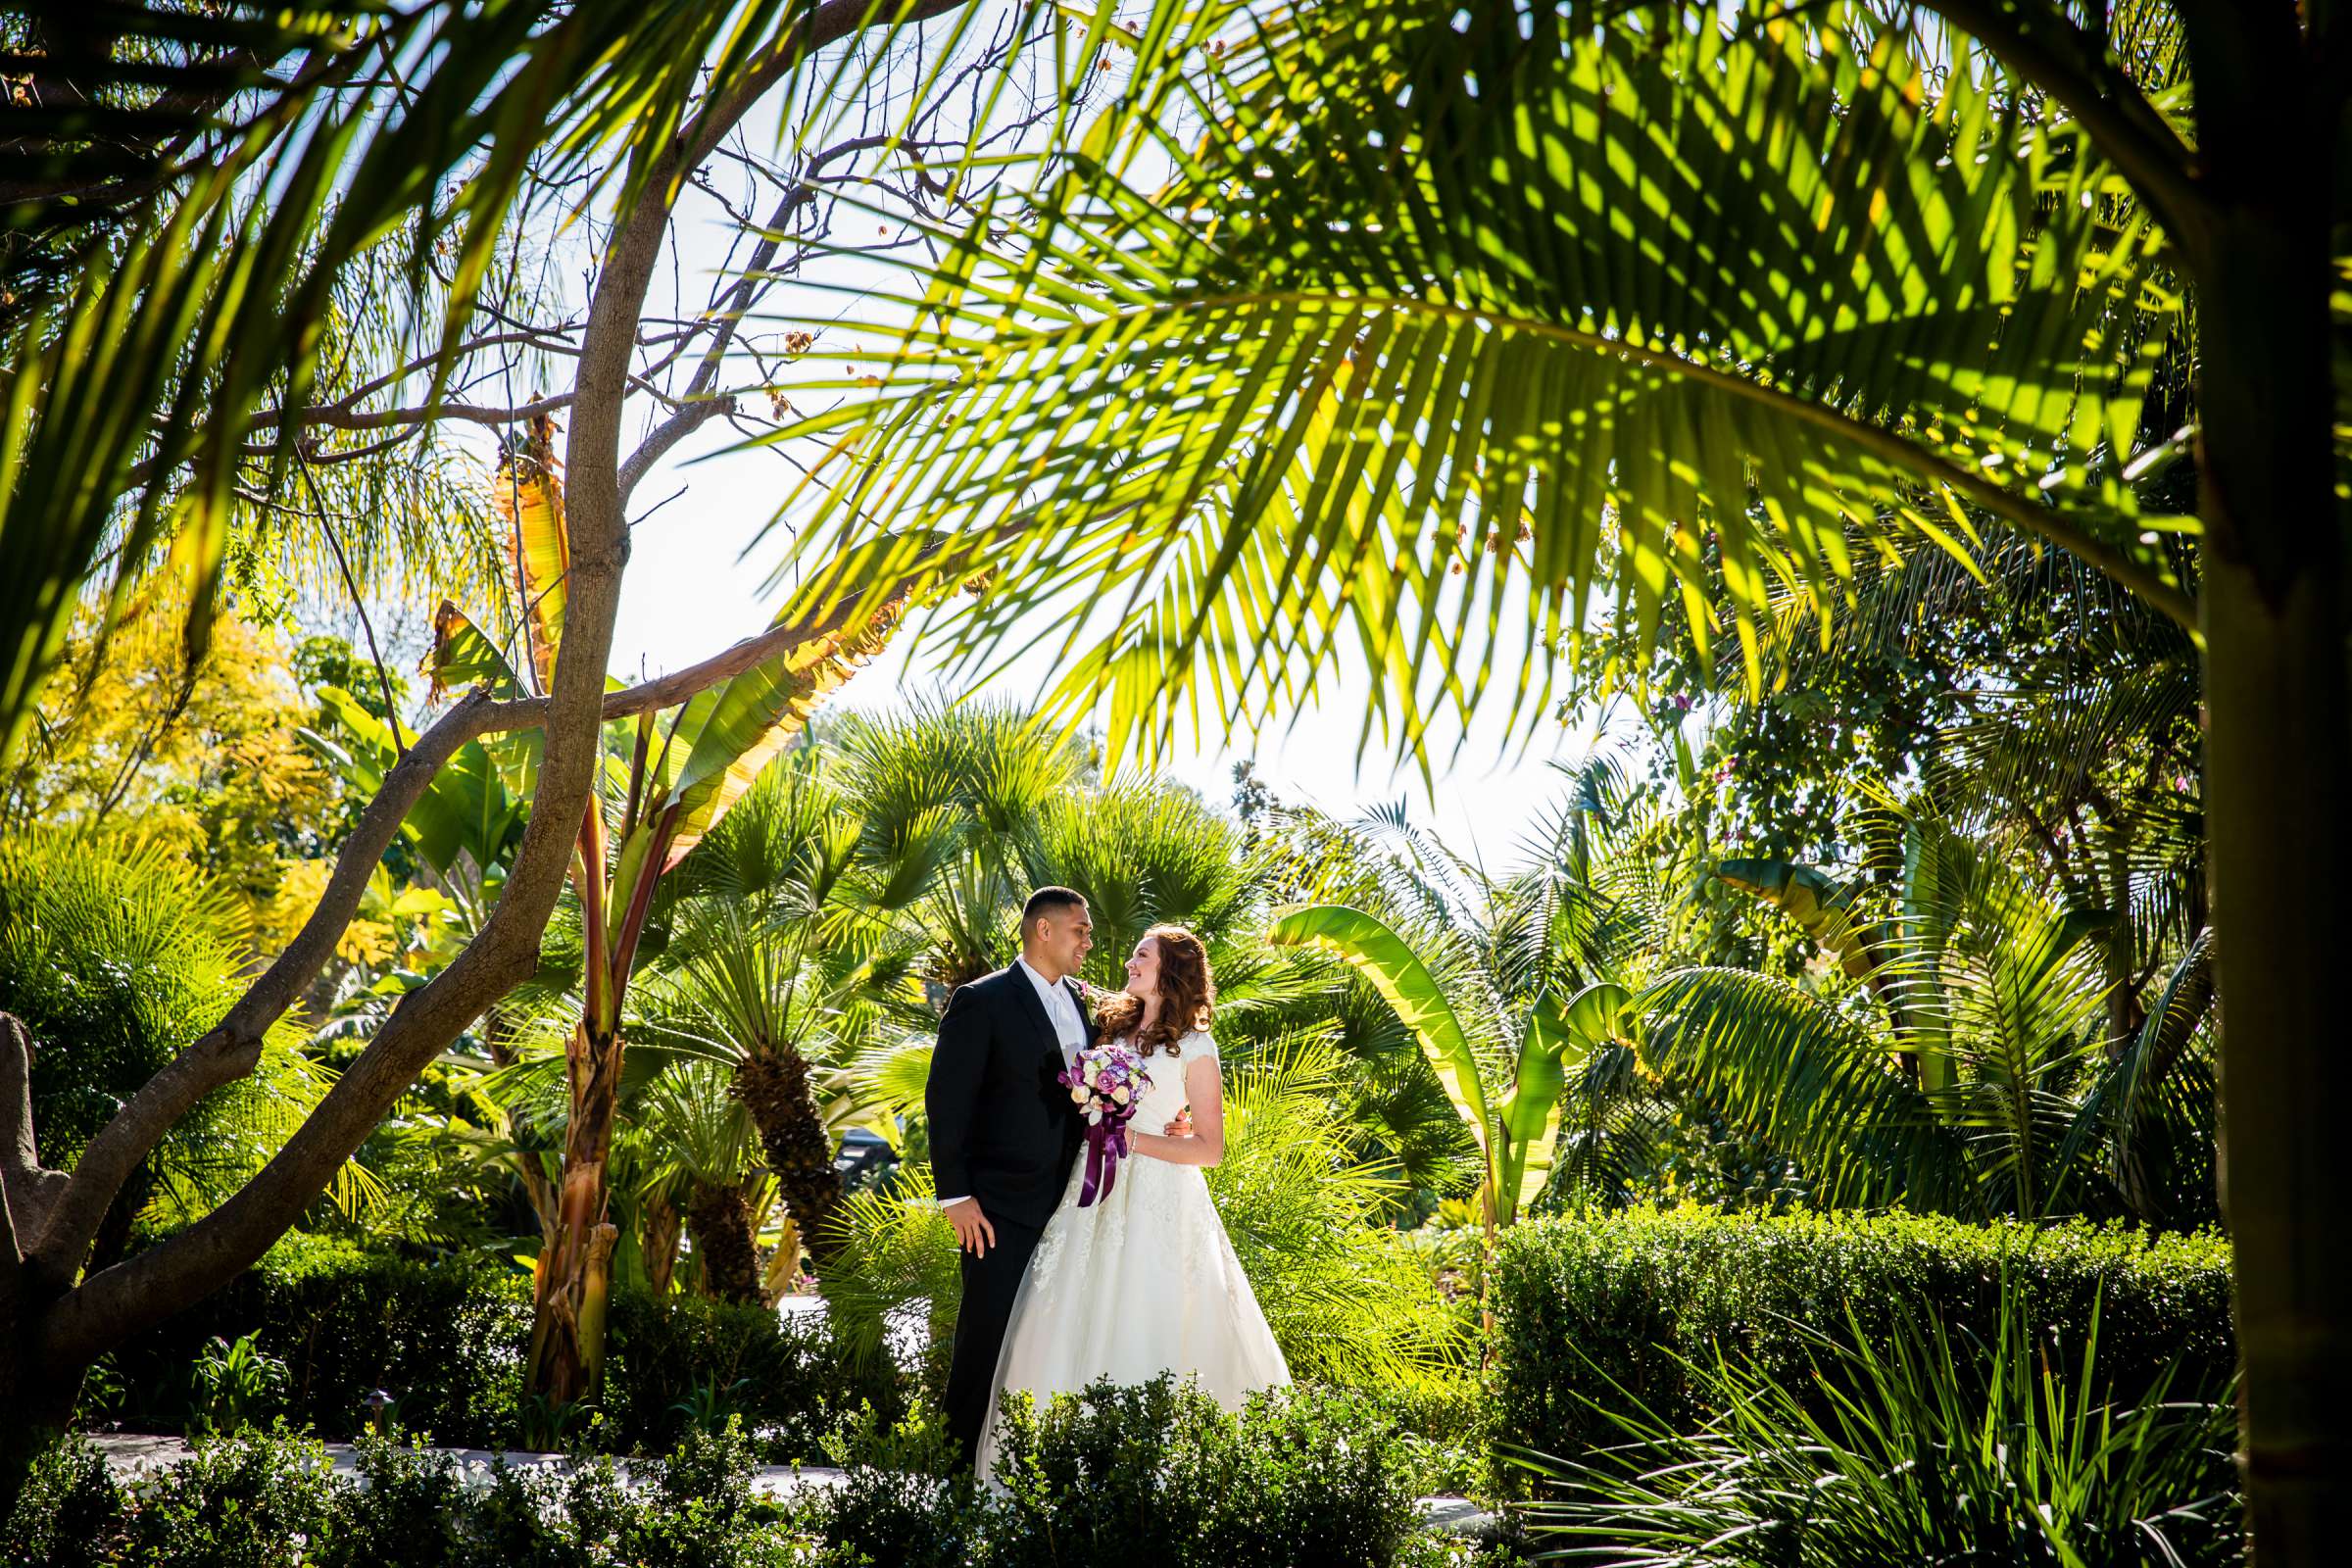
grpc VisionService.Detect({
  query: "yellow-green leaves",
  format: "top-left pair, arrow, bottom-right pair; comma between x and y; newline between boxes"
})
1267,903 -> 1494,1156
766,0 -> 2189,779
1717,858 -> 1880,981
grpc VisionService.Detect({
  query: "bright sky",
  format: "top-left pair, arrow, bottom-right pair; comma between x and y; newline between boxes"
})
532,9 -> 1624,870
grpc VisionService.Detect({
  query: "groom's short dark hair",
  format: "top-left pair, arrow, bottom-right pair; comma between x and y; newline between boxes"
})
1022,886 -> 1087,931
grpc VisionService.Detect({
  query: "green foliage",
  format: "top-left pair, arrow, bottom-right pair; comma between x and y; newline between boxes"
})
1,1435 -> 123,1568
1512,1283 -> 2240,1566
1208,1041 -> 1472,1385
602,1292 -> 904,1461
1484,1205 -> 2233,1500
811,1378 -> 1435,1568
99,1234 -> 889,1463
11,1393 -> 1448,1567
185,1335 -> 291,1440
1645,809 -> 2219,1226
116,1426 -> 341,1568
0,830 -> 333,1229
776,0 -> 2186,773
5,1427 -> 805,1568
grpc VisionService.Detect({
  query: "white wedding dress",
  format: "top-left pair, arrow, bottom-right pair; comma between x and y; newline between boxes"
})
972,1029 -> 1290,1476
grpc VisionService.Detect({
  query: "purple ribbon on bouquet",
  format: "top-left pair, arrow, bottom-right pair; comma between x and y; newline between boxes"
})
1060,1042 -> 1149,1207
1078,1112 -> 1134,1207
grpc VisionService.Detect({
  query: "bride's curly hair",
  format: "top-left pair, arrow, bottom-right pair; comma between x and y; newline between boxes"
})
1093,924 -> 1215,1059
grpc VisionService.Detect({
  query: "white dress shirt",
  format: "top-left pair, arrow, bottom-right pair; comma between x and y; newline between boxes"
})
1017,955 -> 1089,1071
939,957 -> 1087,1208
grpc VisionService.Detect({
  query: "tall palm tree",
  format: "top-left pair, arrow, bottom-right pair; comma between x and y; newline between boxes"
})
775,6 -> 2352,1544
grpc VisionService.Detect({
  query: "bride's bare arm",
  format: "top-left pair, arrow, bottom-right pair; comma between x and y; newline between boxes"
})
1129,1056 -> 1226,1167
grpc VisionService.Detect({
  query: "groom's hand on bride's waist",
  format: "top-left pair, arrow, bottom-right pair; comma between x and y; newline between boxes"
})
944,1197 -> 996,1257
1164,1107 -> 1193,1137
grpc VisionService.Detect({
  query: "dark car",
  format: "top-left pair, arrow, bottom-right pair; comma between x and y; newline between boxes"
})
834,1127 -> 897,1185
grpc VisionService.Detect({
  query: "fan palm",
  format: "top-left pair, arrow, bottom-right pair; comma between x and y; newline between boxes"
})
829,698 -> 1083,995
636,903 -> 915,1269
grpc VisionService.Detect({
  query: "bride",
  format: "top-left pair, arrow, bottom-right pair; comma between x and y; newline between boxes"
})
972,922 -> 1290,1476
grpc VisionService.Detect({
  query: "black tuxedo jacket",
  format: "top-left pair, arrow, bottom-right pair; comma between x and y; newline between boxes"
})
925,963 -> 1088,1229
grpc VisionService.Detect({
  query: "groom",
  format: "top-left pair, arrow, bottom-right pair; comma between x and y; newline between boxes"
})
927,887 -> 1095,1468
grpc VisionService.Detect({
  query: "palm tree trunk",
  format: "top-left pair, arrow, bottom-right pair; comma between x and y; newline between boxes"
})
735,1052 -> 843,1266
2193,196 -> 2352,1557
525,1019 -> 625,1406
683,1180 -> 763,1305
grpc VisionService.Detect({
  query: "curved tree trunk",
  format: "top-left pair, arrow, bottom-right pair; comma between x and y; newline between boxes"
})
735,1051 -> 843,1266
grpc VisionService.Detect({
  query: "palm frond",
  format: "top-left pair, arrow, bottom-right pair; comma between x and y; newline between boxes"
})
765,0 -> 2187,774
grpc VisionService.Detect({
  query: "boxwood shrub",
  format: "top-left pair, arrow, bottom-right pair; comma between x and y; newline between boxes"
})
1485,1205 -> 2233,1499
94,1233 -> 899,1461
10,1393 -> 1469,1568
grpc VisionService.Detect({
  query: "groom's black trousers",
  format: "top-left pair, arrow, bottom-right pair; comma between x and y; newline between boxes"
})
944,1211 -> 1046,1471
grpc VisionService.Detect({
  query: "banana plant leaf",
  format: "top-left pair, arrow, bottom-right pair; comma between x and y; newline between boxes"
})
1264,904 -> 1494,1169
495,414 -> 568,693
426,600 -> 528,701
303,684 -> 525,881
1716,858 -> 1879,979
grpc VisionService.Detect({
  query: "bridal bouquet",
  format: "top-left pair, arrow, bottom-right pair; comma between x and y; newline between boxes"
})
1059,1041 -> 1150,1207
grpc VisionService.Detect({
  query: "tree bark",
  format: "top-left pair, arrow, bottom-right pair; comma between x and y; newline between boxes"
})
684,1181 -> 763,1306
525,1021 -> 627,1405
2189,171 -> 2352,1562
736,1050 -> 844,1267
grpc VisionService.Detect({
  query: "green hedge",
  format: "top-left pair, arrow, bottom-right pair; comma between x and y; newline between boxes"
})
1485,1205 -> 2234,1499
95,1233 -> 899,1462
12,1391 -> 1468,1568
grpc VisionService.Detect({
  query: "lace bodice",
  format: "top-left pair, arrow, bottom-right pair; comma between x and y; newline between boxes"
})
1120,1029 -> 1215,1130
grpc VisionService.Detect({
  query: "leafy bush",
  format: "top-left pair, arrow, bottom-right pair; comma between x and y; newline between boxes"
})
100,1232 -> 894,1461
12,1390 -> 1449,1567
1510,1285 -> 2242,1565
602,1291 -> 906,1460
809,1378 -> 1434,1568
116,1425 -> 340,1568
5,1427 -> 806,1568
1485,1205 -> 2233,1498
101,1233 -> 530,1444
2,1435 -> 125,1568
